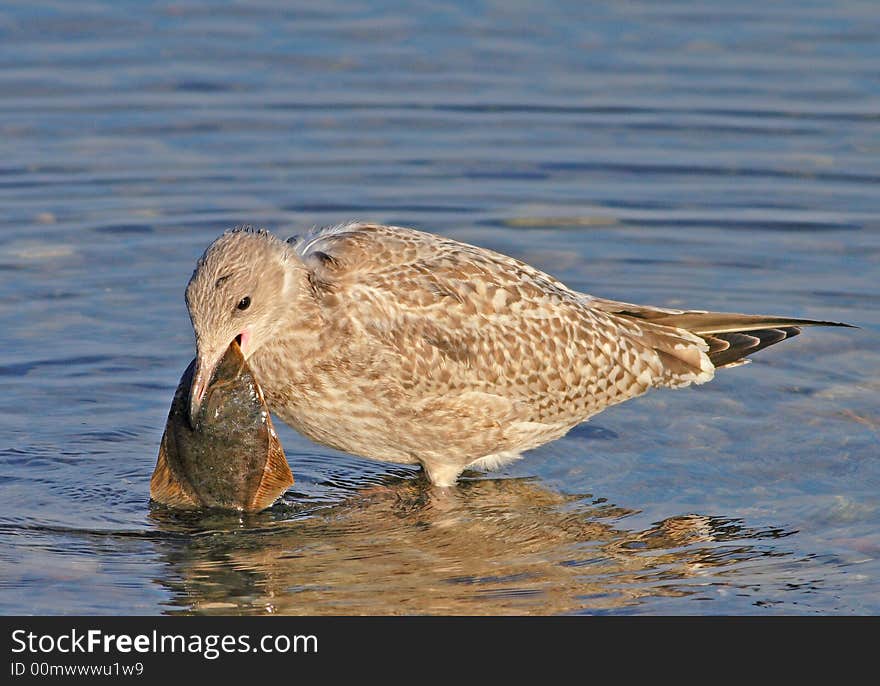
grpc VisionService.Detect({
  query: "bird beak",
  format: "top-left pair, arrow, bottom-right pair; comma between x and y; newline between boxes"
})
188,350 -> 218,429
188,333 -> 249,428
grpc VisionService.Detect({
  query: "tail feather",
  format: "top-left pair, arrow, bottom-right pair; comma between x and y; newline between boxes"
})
589,296 -> 853,370
704,326 -> 800,368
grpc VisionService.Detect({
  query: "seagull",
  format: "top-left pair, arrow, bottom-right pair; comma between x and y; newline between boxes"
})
184,223 -> 850,487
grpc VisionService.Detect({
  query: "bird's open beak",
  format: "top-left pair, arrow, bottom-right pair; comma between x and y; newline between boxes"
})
188,333 -> 249,428
188,351 -> 218,429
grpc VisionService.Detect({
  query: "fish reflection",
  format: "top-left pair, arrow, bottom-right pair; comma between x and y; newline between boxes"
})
149,476 -> 793,615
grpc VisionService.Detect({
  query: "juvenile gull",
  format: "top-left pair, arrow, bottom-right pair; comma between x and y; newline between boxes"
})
184,223 -> 849,487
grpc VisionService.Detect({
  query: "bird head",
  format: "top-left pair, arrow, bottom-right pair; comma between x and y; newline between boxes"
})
184,227 -> 294,427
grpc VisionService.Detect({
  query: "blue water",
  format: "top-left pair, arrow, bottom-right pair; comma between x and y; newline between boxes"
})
1,0 -> 878,614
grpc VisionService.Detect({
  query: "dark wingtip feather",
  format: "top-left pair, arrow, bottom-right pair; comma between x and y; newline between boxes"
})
708,326 -> 805,368
781,318 -> 857,329
592,297 -> 857,368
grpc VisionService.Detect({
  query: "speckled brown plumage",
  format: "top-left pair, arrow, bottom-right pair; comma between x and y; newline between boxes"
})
184,223 -> 849,486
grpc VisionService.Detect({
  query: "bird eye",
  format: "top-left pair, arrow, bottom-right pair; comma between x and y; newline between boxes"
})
237,296 -> 251,311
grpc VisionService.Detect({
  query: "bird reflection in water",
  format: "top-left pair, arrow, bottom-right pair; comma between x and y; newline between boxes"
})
149,475 -> 793,615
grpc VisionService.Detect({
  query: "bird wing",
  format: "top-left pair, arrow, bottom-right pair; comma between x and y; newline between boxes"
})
586,295 -> 852,368
292,224 -> 717,431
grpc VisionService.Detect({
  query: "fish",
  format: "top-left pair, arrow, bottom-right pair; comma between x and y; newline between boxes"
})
150,339 -> 293,512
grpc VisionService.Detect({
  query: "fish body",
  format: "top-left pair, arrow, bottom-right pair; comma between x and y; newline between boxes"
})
151,340 -> 293,511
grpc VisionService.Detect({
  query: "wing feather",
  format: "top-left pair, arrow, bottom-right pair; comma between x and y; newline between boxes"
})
293,224 -> 720,428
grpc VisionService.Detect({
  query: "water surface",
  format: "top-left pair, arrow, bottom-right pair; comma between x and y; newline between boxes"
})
1,0 -> 878,614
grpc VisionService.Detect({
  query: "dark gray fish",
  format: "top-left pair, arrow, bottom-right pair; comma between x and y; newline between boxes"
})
151,340 -> 293,512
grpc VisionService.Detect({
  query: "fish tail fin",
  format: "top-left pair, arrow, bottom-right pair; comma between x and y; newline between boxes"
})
150,438 -> 200,509
250,420 -> 294,511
